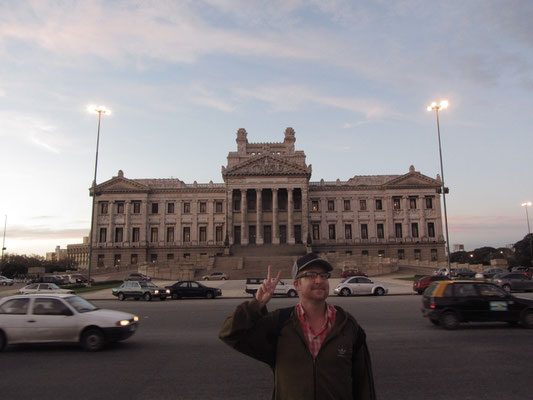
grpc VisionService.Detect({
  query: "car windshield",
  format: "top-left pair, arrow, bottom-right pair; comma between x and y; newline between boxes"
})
48,283 -> 60,289
140,281 -> 157,288
65,296 -> 99,313
340,278 -> 350,283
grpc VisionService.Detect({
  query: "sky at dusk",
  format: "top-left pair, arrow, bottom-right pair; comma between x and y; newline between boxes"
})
1,0 -> 532,256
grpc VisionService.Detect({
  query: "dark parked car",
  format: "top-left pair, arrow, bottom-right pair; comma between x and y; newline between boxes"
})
421,280 -> 533,329
112,281 -> 169,301
125,273 -> 151,281
165,281 -> 222,299
475,267 -> 506,280
340,269 -> 368,278
452,268 -> 477,278
492,273 -> 533,293
413,275 -> 451,295
511,266 -> 533,278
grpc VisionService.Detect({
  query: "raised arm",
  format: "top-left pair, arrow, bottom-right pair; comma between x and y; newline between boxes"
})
255,265 -> 282,308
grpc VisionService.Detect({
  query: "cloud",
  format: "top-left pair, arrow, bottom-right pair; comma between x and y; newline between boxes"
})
189,84 -> 236,112
449,215 -> 523,232
6,225 -> 88,241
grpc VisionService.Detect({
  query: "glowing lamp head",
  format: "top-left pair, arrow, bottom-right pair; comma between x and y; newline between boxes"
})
87,104 -> 111,115
522,202 -> 532,207
427,100 -> 448,111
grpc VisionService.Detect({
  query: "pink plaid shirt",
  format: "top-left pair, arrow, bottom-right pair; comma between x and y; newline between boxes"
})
295,303 -> 337,359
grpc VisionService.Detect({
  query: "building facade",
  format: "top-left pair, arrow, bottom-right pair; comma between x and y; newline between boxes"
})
88,128 -> 446,270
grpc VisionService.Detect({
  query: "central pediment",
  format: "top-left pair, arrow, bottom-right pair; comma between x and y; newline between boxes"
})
222,154 -> 311,178
93,173 -> 150,194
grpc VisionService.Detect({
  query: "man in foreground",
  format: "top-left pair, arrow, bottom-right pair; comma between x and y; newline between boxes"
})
219,253 -> 376,399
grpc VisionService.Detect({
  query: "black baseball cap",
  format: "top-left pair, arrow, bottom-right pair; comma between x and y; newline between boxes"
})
292,253 -> 333,279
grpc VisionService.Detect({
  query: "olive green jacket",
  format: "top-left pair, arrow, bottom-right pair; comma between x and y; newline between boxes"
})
219,299 -> 376,400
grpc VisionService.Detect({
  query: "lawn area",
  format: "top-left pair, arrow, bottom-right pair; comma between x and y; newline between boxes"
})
67,280 -> 123,294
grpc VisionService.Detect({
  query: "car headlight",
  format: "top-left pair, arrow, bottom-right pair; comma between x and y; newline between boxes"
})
133,315 -> 139,322
165,289 -> 170,294
117,319 -> 132,326
154,290 -> 159,294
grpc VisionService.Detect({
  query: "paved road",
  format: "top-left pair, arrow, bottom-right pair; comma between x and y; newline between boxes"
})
1,296 -> 533,399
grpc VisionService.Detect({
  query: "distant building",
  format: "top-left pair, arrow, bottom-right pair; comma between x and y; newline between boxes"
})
67,236 -> 89,269
45,245 -> 68,262
453,244 -> 465,252
87,128 -> 446,271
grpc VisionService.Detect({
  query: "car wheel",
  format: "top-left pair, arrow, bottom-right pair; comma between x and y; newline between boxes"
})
374,287 -> 385,296
439,312 -> 460,330
2,282 -> 6,286
171,293 -> 179,300
206,291 -> 214,299
204,277 -> 209,281
287,289 -> 297,298
521,310 -> 533,329
0,330 -> 6,352
118,292 -> 125,301
417,290 -> 424,295
502,284 -> 511,293
430,319 -> 440,326
222,277 -> 227,280
341,288 -> 351,297
81,328 -> 105,352
143,292 -> 152,301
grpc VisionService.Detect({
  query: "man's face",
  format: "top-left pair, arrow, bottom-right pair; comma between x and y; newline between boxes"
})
294,266 -> 330,302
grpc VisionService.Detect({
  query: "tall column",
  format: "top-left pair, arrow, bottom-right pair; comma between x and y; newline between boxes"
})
125,201 -> 131,243
227,191 -> 233,244
272,188 -> 279,244
288,188 -> 295,244
108,201 -> 114,245
302,187 -> 309,244
256,189 -> 263,245
241,189 -> 248,245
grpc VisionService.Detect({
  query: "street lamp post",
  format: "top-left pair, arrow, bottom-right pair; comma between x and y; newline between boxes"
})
427,100 -> 451,275
521,202 -> 533,264
86,105 -> 111,285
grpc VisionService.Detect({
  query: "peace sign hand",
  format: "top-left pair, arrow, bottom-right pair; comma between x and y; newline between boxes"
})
255,265 -> 282,308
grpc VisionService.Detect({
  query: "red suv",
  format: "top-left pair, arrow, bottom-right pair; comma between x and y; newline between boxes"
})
413,275 -> 451,295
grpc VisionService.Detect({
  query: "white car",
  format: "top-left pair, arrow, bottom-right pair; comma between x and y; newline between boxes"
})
245,278 -> 298,297
19,283 -> 75,295
334,277 -> 388,296
0,294 -> 139,352
0,276 -> 14,286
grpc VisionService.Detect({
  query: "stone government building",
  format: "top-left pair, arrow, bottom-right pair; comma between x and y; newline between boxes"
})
88,127 -> 446,279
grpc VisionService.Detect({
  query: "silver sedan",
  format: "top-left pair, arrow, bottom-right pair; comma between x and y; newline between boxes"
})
19,283 -> 74,295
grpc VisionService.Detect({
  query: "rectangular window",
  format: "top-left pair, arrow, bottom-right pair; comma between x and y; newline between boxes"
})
378,250 -> 385,257
409,198 -> 417,209
425,197 -> 433,209
199,202 -> 207,213
428,222 -> 435,238
344,200 -> 351,211
328,224 -> 336,240
97,254 -> 105,267
183,253 -> 190,260
395,223 -> 403,238
312,200 -> 320,212
216,226 -> 223,242
360,200 -> 367,211
151,203 -> 159,214
375,199 -> 383,210
431,249 -> 438,261
150,227 -> 158,243
278,192 -> 287,211
293,191 -> 302,210
412,223 -> 419,238
99,202 -> 108,215
414,249 -> 421,260
398,249 -> 405,260
216,201 -> 223,213
328,200 -> 335,211
131,254 -> 138,264
167,202 -> 175,214
345,224 -> 352,240
183,202 -> 191,214
377,223 -> 384,239
361,224 -> 368,239
132,227 -> 140,243
166,227 -> 174,242
167,253 -> 174,261
114,227 -> 123,242
312,224 -> 320,240
150,254 -> 158,263
116,202 -> 125,214
199,226 -> 207,242
233,198 -> 240,212
114,254 -> 121,266
99,228 -> 107,243
183,227 -> 191,242
393,197 -> 401,210
133,201 -> 141,214
362,250 -> 369,256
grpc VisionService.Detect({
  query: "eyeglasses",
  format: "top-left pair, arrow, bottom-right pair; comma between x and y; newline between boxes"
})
296,271 -> 331,280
